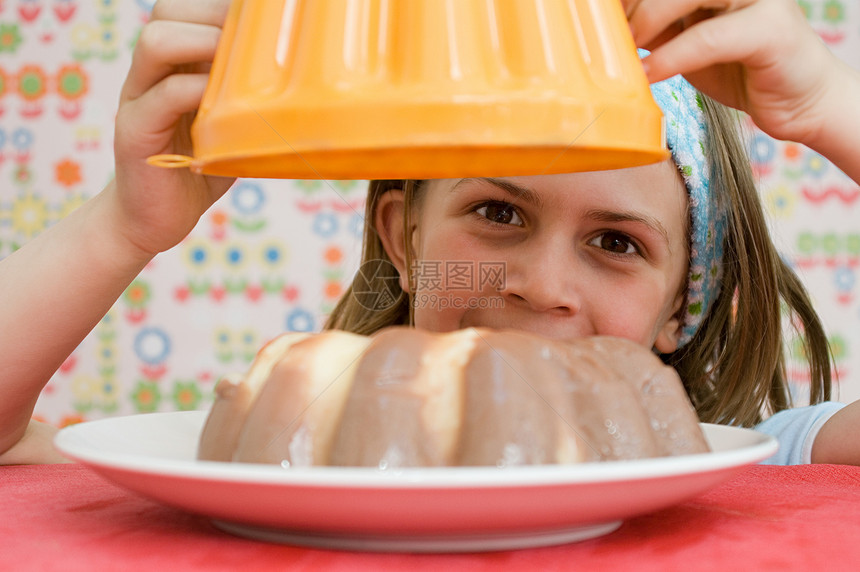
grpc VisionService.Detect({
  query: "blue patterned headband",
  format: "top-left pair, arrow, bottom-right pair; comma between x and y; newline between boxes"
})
649,73 -> 727,348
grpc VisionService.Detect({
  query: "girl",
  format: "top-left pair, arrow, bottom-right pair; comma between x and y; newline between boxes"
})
2,0 -> 859,465
324,76 -> 839,465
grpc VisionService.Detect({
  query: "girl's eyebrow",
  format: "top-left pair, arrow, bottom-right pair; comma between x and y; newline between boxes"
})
453,177 -> 544,209
586,209 -> 671,247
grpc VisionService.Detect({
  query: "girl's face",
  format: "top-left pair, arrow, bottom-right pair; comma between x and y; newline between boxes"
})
383,161 -> 690,352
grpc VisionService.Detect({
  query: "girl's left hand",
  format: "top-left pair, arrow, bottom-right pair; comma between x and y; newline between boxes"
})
623,0 -> 844,147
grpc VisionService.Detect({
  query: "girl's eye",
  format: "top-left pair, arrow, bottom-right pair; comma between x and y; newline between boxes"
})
475,201 -> 524,226
589,232 -> 638,255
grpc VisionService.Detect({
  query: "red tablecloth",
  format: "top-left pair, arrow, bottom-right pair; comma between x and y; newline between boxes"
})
3,463 -> 860,571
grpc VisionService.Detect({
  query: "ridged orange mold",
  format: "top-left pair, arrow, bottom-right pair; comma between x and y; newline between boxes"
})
189,0 -> 668,179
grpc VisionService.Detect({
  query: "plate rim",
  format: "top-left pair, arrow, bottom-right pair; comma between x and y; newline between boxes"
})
54,410 -> 778,489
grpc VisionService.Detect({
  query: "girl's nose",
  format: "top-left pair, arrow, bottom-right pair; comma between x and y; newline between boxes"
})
502,242 -> 582,315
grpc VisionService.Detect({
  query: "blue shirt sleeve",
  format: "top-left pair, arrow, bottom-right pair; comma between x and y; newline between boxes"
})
754,401 -> 846,465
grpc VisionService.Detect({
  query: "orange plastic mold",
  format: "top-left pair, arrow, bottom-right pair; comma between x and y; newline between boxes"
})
188,0 -> 668,180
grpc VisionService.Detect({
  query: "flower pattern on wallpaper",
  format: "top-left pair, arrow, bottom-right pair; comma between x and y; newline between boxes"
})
0,0 -> 857,426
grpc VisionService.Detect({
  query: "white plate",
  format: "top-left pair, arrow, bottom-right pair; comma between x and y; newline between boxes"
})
55,411 -> 777,552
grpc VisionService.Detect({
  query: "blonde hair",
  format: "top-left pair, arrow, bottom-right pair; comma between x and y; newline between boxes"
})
324,97 -> 832,426
325,179 -> 421,334
664,97 -> 831,426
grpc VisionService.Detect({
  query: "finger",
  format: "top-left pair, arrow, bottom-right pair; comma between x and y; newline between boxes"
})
635,18 -> 686,55
628,0 -> 755,49
117,70 -> 235,206
646,3 -> 781,78
116,73 -> 210,159
121,20 -> 221,102
620,0 -> 641,17
150,0 -> 231,28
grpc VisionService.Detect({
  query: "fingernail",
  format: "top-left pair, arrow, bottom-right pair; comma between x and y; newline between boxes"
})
640,58 -> 652,79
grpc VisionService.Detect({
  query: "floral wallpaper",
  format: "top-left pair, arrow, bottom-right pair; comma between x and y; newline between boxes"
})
0,0 -> 857,429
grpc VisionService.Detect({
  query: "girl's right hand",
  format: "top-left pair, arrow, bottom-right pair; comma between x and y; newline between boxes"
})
112,0 -> 235,260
